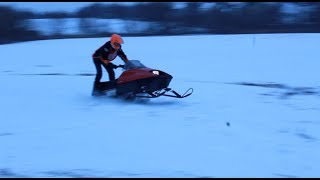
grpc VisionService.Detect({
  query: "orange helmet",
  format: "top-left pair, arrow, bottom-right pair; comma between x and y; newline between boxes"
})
110,34 -> 124,50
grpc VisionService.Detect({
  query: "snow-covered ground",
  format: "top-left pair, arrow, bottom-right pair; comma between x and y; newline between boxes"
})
0,33 -> 319,177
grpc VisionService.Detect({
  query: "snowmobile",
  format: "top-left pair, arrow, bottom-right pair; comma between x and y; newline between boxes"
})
94,60 -> 193,99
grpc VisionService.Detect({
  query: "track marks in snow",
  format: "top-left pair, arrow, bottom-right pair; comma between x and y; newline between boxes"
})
233,82 -> 320,99
0,168 -> 206,178
0,133 -> 13,137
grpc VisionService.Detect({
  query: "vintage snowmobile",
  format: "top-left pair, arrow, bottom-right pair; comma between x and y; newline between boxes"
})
95,60 -> 193,99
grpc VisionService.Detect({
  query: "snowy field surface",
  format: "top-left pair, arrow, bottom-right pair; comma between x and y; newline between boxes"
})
0,33 -> 320,177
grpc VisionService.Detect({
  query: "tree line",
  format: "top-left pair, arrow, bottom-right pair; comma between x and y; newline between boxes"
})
1,2 -> 320,44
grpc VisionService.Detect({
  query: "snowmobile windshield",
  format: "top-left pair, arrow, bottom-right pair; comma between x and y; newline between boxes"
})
124,60 -> 147,70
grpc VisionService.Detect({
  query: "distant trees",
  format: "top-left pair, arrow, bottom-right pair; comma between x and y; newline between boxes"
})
77,3 -> 111,18
38,11 -> 74,19
305,3 -> 320,26
1,2 -> 320,44
198,2 -> 283,33
0,6 -> 40,44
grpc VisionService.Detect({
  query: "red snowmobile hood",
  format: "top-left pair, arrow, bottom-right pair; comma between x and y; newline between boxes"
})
117,68 -> 158,84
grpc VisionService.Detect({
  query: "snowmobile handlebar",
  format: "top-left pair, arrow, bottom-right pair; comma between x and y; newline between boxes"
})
114,64 -> 125,69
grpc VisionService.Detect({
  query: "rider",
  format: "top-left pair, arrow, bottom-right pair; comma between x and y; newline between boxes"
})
92,34 -> 129,95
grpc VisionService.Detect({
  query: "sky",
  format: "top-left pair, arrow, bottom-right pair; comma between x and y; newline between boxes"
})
0,2 -> 303,14
0,2 -> 187,13
0,33 -> 319,177
0,2 -> 138,12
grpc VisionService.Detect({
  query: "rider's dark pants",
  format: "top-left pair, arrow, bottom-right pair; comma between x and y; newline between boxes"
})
93,57 -> 115,84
